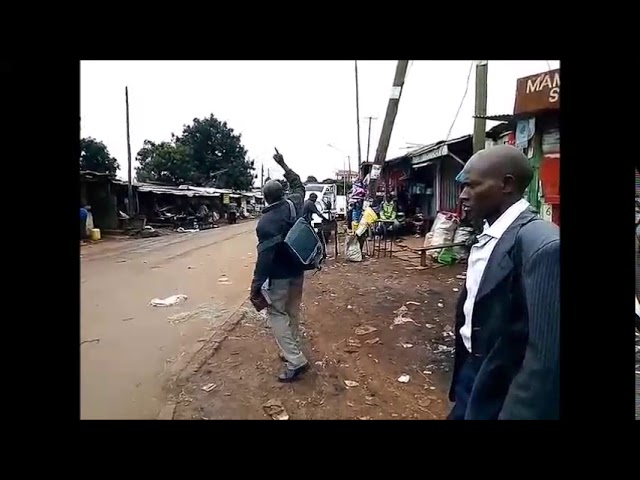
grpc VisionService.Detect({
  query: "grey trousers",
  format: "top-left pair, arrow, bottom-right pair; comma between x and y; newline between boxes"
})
266,275 -> 307,369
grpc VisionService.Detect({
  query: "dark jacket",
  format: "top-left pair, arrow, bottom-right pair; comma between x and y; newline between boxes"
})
250,169 -> 305,296
302,199 -> 325,222
449,208 -> 560,420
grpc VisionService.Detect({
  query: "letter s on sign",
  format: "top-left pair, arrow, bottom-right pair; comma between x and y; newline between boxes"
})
549,87 -> 559,103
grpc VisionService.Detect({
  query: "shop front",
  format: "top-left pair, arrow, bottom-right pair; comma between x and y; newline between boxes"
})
513,68 -> 560,225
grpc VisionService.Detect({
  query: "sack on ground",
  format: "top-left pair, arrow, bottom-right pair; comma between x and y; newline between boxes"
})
345,235 -> 363,262
425,211 -> 459,258
453,226 -> 474,260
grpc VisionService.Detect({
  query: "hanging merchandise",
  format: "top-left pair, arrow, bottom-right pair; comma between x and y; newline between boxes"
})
515,120 -> 529,150
527,117 -> 536,139
542,128 -> 560,154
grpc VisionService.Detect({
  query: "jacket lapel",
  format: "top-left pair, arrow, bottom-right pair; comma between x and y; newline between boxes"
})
474,208 -> 537,303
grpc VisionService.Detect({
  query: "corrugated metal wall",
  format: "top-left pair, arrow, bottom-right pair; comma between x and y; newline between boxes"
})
439,157 -> 463,213
636,168 -> 640,196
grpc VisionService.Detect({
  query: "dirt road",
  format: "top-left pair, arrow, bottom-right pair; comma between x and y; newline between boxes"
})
173,250 -> 465,420
80,221 -> 258,419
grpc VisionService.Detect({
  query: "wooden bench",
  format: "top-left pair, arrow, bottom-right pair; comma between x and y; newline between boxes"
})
415,241 -> 467,267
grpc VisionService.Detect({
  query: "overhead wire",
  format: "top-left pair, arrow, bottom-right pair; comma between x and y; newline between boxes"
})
445,60 -> 474,141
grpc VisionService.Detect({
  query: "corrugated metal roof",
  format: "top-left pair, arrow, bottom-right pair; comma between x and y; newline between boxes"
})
473,113 -> 515,122
136,183 -> 221,197
407,134 -> 472,158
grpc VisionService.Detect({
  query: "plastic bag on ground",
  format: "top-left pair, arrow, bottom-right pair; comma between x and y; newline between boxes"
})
149,294 -> 188,307
345,236 -> 363,262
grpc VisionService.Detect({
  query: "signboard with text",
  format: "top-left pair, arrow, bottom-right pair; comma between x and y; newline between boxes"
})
514,68 -> 560,115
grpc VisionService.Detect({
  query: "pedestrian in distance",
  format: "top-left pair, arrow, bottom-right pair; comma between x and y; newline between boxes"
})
449,144 -> 560,420
250,148 -> 310,382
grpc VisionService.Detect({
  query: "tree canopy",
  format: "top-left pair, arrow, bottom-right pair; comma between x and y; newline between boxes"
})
136,114 -> 255,190
80,137 -> 119,175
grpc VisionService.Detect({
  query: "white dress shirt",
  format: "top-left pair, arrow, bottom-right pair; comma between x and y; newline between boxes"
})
460,199 -> 530,353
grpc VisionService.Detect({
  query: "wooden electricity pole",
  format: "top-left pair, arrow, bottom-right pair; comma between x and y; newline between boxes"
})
368,60 -> 410,198
125,86 -> 134,216
365,116 -> 377,163
355,60 -> 362,168
473,60 -> 488,153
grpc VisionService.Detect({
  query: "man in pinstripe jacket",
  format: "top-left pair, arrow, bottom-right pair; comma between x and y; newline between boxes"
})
449,145 -> 560,420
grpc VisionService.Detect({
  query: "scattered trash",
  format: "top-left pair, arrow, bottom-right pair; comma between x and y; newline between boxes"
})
393,315 -> 419,326
437,302 -> 444,308
345,338 -> 362,353
149,294 -> 188,307
176,227 -> 199,233
397,374 -> 411,383
425,324 -> 435,329
434,344 -> 455,354
365,337 -> 380,345
80,338 -> 100,346
121,317 -> 134,322
395,305 -> 409,315
453,288 -> 460,292
344,380 -> 360,388
201,383 -> 217,392
217,276 -> 232,285
456,274 -> 466,280
347,305 -> 353,309
405,301 -> 421,306
400,343 -> 413,348
262,399 -> 289,420
355,325 -> 378,336
443,331 -> 454,339
357,416 -> 372,420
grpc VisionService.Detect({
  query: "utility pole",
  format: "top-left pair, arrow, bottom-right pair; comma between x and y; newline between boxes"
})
354,60 -> 362,168
261,163 -> 264,189
473,60 -> 488,153
365,116 -> 377,163
368,60 -> 410,198
125,86 -> 134,216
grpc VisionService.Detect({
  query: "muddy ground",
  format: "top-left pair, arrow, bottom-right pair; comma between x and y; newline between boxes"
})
172,249 -> 466,420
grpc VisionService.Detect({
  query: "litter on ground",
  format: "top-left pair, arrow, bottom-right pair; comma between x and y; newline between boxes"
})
397,374 -> 411,383
262,399 -> 290,420
149,294 -> 188,307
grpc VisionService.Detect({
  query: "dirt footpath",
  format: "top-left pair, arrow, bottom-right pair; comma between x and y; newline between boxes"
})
172,254 -> 466,420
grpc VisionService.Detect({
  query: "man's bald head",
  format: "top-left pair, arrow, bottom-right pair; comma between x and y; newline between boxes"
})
458,145 -> 533,223
263,179 -> 284,205
463,145 -> 533,194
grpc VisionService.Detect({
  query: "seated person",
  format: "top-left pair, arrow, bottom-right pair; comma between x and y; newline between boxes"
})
375,195 -> 398,235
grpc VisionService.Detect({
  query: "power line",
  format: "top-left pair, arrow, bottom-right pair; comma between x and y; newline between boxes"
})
445,60 -> 474,141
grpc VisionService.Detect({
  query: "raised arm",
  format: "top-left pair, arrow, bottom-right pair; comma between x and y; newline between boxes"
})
273,148 -> 305,211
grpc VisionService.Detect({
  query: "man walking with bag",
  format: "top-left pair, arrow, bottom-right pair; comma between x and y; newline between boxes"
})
250,149 -> 310,382
449,145 -> 560,420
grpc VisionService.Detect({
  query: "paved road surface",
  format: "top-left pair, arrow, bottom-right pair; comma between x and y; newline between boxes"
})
80,221 -> 257,419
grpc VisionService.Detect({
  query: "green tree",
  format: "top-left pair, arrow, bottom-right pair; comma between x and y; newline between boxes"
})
136,140 -> 192,185
305,175 -> 318,183
135,114 -> 255,190
80,137 -> 119,175
176,115 -> 254,190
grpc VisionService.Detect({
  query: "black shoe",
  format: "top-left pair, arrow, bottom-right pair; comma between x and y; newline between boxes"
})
278,363 -> 309,383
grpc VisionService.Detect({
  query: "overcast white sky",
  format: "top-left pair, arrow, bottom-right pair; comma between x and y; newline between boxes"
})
80,60 -> 559,184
